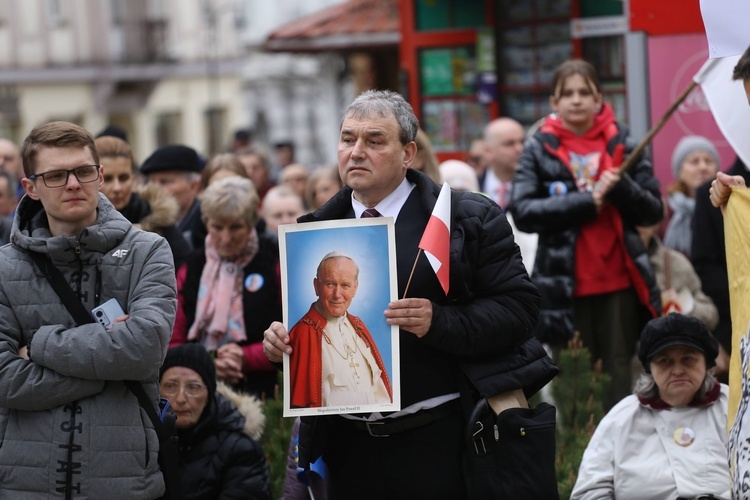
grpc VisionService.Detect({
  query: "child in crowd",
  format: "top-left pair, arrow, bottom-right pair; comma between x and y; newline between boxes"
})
510,59 -> 664,409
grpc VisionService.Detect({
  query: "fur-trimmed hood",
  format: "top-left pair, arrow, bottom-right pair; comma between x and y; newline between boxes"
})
119,184 -> 191,268
216,381 -> 266,441
132,183 -> 180,235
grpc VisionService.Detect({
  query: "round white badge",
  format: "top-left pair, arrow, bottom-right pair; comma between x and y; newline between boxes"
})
245,273 -> 264,292
673,426 -> 695,447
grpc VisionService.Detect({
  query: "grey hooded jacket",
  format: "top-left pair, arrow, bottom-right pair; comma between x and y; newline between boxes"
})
0,193 -> 177,499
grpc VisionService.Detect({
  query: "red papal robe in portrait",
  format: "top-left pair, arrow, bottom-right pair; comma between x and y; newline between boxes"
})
289,304 -> 393,408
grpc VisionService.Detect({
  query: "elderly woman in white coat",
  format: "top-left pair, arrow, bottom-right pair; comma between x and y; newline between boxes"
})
571,313 -> 729,500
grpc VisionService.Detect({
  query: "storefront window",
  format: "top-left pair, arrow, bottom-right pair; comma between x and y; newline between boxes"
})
497,0 -> 573,127
583,35 -> 626,121
422,99 -> 489,152
420,47 -> 475,96
580,0 -> 623,17
415,0 -> 484,31
419,44 -> 489,151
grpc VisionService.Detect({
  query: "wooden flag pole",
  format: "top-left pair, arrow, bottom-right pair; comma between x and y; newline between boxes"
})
401,248 -> 423,299
617,79 -> 698,174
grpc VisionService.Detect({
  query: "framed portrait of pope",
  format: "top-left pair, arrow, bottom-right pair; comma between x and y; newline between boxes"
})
279,217 -> 401,417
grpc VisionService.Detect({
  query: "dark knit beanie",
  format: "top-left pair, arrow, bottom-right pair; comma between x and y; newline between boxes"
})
638,313 -> 719,373
160,344 -> 217,397
141,144 -> 202,175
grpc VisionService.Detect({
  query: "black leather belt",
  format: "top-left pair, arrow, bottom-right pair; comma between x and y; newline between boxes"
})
345,400 -> 457,438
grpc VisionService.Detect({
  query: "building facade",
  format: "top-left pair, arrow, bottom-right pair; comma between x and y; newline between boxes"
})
0,0 -> 245,161
398,0 -> 732,185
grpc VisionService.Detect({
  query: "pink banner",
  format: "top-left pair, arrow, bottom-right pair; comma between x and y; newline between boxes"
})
648,34 -> 736,191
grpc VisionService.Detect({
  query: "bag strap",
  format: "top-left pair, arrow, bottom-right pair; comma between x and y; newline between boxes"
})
28,251 -> 183,498
124,381 -> 183,500
28,251 -> 92,326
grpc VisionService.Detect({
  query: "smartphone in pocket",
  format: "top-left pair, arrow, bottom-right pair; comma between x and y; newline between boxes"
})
91,298 -> 126,328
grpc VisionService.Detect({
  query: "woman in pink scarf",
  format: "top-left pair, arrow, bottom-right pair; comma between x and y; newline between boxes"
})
171,176 -> 282,399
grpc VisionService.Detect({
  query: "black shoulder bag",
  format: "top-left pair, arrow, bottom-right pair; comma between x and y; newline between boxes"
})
459,337 -> 560,500
29,252 -> 183,500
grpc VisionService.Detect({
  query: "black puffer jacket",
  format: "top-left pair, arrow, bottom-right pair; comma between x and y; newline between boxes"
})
692,158 -> 750,352
177,383 -> 271,500
511,121 -> 663,345
300,169 -> 542,358
297,169 -> 558,467
0,216 -> 10,245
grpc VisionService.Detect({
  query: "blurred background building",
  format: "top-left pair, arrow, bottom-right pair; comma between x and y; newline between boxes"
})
0,0 -> 729,184
0,0 -> 353,165
0,0 -> 246,160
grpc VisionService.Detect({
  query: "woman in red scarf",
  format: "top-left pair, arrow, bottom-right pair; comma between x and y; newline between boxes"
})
510,59 -> 664,409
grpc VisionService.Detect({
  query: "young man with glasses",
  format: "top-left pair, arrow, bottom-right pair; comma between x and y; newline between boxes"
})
0,121 -> 177,498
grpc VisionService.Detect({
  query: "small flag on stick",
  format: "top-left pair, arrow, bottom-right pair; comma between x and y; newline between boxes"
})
418,182 -> 451,295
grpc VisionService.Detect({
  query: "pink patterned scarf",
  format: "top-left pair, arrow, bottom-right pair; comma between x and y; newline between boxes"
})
187,230 -> 259,350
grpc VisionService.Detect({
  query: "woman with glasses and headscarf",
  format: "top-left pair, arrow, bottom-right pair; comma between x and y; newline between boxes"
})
159,343 -> 271,500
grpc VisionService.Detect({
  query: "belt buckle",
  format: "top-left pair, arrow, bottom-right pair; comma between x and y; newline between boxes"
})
365,421 -> 389,438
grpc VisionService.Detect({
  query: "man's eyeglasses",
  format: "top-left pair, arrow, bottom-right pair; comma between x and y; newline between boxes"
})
160,381 -> 207,398
28,165 -> 101,188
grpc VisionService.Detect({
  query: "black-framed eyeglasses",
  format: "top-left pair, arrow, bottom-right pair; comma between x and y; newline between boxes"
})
28,165 -> 101,188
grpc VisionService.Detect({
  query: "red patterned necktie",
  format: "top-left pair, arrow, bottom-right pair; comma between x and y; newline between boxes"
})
361,208 -> 382,218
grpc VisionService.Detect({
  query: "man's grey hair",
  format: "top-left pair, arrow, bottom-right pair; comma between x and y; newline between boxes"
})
316,251 -> 359,281
181,171 -> 201,183
633,371 -> 717,401
341,90 -> 419,145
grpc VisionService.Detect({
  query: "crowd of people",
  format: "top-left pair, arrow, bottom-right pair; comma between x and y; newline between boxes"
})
0,50 -> 747,499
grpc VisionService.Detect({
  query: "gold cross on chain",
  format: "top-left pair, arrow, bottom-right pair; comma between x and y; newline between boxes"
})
348,357 -> 360,379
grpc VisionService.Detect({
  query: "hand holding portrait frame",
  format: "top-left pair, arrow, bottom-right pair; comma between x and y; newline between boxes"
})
279,218 -> 401,417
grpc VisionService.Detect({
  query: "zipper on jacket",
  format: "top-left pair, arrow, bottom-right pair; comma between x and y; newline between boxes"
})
74,242 -> 85,303
56,402 -> 82,500
94,267 -> 102,305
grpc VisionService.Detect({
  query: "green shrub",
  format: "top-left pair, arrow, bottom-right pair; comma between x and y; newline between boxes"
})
260,375 -> 296,499
552,333 -> 610,499
260,335 -> 611,499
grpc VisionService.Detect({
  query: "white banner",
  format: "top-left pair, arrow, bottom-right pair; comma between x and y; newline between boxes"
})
700,0 -> 750,58
694,55 -> 750,168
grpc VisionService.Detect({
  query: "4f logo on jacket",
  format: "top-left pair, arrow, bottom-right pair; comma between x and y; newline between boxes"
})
112,249 -> 129,258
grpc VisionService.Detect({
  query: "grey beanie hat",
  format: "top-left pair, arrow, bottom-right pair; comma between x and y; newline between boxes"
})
671,135 -> 720,179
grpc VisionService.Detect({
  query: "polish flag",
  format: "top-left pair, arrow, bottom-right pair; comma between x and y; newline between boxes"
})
419,182 -> 451,295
